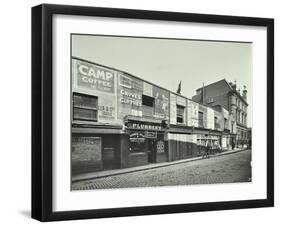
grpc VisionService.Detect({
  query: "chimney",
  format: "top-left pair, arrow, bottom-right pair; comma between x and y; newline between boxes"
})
242,85 -> 247,100
202,83 -> 205,104
232,80 -> 237,90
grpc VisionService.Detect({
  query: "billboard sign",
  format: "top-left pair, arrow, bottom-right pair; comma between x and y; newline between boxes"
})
153,86 -> 169,119
73,59 -> 115,93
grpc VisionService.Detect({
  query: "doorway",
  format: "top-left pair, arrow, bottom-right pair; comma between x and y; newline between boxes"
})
147,139 -> 156,163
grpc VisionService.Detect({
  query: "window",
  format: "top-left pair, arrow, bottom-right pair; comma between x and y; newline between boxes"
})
142,95 -> 154,116
198,111 -> 204,127
224,118 -> 228,129
73,93 -> 98,121
176,105 -> 185,123
214,116 -> 220,129
142,95 -> 154,107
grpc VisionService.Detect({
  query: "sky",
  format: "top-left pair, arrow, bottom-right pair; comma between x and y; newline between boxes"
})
72,34 -> 252,126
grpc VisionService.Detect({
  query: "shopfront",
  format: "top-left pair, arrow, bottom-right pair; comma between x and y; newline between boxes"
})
126,119 -> 167,167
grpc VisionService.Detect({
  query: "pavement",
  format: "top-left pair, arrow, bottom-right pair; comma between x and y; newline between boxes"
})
72,149 -> 251,190
72,148 -> 249,184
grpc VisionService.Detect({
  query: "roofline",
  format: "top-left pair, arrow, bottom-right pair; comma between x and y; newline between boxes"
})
72,56 -> 214,106
195,78 -> 248,106
195,79 -> 230,91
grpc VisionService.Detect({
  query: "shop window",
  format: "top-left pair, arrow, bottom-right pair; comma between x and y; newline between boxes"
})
176,105 -> 185,123
198,111 -> 204,127
142,95 -> 154,116
73,93 -> 98,121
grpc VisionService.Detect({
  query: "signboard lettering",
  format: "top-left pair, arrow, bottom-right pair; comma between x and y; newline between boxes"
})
130,132 -> 145,143
128,122 -> 162,131
74,60 -> 115,93
156,140 -> 165,153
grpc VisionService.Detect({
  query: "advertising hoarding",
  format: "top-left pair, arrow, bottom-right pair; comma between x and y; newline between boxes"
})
153,86 -> 169,119
72,59 -> 115,94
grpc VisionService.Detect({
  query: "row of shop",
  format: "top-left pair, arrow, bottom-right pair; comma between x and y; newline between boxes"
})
72,117 -> 235,175
71,57 -> 240,175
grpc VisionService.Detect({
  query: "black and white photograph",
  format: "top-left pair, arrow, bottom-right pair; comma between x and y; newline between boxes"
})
71,34 -> 252,190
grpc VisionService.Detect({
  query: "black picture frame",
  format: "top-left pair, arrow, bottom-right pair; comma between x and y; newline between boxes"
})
31,3 -> 274,222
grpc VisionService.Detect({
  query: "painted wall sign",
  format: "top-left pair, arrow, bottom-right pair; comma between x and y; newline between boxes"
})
73,59 -> 115,93
97,94 -> 116,121
118,73 -> 143,119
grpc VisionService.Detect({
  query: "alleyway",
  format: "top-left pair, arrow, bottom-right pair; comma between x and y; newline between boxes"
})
72,149 -> 252,190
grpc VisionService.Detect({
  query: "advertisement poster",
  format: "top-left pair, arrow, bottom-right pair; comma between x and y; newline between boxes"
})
98,94 -> 116,122
153,86 -> 169,119
73,59 -> 115,94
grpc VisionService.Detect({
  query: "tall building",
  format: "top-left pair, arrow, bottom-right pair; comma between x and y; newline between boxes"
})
192,79 -> 249,147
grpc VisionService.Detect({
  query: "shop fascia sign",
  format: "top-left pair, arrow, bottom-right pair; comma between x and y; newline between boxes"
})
128,121 -> 162,131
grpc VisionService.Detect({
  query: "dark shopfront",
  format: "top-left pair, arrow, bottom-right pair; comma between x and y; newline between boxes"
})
126,120 -> 168,167
71,125 -> 128,175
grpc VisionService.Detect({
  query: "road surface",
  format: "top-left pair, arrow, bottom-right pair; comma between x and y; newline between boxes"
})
72,149 -> 252,190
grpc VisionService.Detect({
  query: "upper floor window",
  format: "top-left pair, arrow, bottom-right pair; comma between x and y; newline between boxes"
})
214,116 -> 220,129
198,111 -> 204,127
176,105 -> 185,123
142,95 -> 154,116
224,118 -> 228,129
73,93 -> 98,121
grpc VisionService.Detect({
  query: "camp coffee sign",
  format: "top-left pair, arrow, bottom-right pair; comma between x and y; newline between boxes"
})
74,59 -> 115,93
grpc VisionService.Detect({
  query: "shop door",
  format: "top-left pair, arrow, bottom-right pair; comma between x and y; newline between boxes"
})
147,139 -> 156,163
102,136 -> 119,170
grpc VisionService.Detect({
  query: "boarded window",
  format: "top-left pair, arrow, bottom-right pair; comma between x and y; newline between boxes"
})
142,95 -> 154,116
73,93 -> 98,121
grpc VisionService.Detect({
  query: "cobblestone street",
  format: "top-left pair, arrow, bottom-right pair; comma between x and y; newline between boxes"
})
72,149 -> 252,190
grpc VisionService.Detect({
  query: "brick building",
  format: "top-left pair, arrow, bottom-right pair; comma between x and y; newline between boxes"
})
192,79 -> 249,147
71,58 -> 233,174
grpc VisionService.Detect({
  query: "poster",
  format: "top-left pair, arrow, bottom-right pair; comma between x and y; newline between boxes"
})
153,86 -> 169,119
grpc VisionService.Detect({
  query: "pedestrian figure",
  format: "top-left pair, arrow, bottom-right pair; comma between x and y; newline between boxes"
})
202,138 -> 211,159
206,139 -> 212,158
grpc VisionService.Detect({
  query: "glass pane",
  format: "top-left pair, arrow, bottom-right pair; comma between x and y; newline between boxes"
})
73,108 -> 97,121
73,94 -> 97,109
